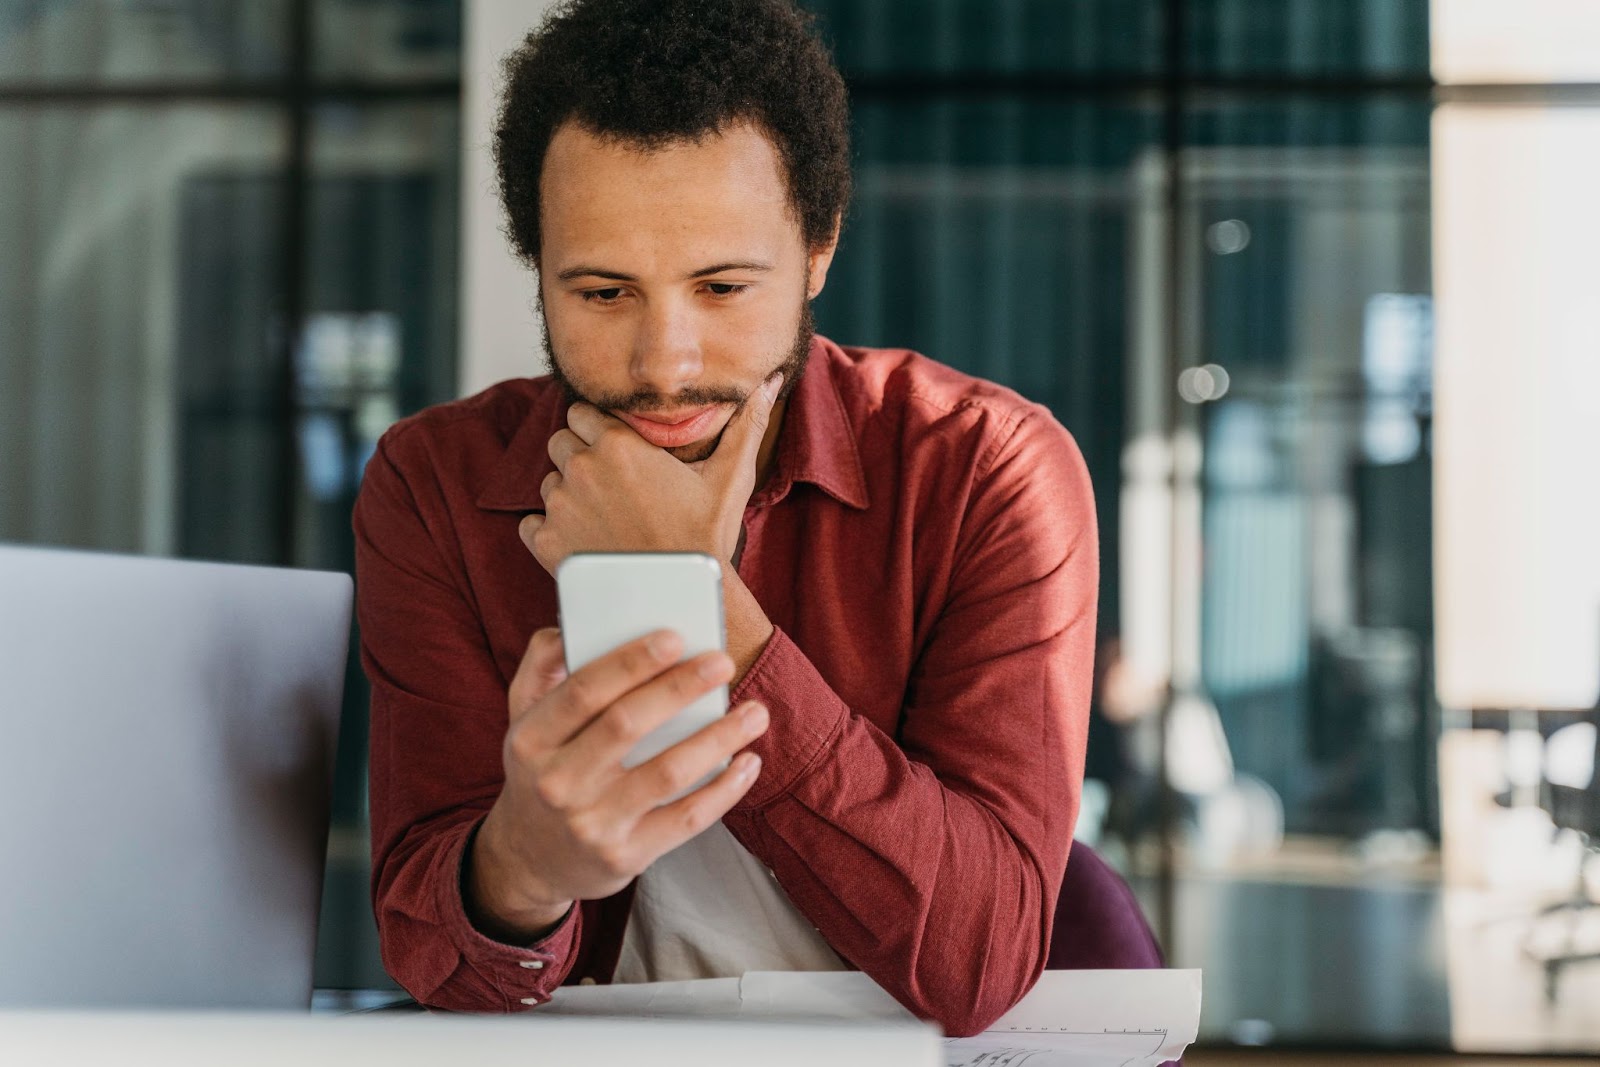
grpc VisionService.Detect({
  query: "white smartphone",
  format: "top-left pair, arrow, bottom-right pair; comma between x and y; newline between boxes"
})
555,552 -> 729,776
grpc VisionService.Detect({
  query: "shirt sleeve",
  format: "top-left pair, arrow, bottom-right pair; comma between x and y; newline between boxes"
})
722,407 -> 1098,1038
354,432 -> 578,1010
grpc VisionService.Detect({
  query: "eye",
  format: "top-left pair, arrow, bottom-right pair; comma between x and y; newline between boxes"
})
579,287 -> 626,304
703,282 -> 748,297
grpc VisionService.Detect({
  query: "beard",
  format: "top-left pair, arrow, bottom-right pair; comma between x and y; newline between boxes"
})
541,291 -> 816,465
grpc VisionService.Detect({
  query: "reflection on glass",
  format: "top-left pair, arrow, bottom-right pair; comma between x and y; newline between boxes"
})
817,96 -> 1156,643
0,1 -> 288,84
1117,98 -> 1443,1042
1186,0 -> 1430,78
303,99 -> 459,992
0,105 -> 287,557
804,0 -> 1164,77
314,0 -> 460,82
298,100 -> 459,574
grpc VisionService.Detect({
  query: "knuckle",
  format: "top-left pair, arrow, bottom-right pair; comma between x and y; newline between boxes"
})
651,757 -> 693,798
592,840 -> 636,880
567,811 -> 602,847
627,640 -> 666,676
532,627 -> 562,658
676,661 -> 717,696
506,675 -> 535,716
564,671 -> 599,711
604,705 -> 642,745
530,524 -> 556,559
570,817 -> 627,874
674,799 -> 713,838
504,722 -> 539,766
532,772 -> 571,812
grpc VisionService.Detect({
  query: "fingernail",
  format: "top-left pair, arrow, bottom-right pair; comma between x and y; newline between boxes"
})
741,703 -> 769,733
736,752 -> 761,779
698,654 -> 732,682
649,631 -> 681,661
763,374 -> 783,403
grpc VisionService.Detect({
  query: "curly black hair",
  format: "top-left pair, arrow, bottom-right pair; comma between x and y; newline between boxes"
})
493,0 -> 851,263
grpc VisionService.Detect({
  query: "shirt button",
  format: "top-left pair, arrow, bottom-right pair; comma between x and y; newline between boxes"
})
579,977 -> 596,986
520,960 -> 545,970
519,996 -> 541,1006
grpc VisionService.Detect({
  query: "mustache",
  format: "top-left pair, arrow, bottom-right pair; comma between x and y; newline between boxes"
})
579,385 -> 748,414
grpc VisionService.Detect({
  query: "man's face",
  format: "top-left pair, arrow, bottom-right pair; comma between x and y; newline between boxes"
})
537,119 -> 836,463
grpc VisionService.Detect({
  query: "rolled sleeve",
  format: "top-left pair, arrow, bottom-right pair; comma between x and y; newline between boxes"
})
431,820 -> 579,1008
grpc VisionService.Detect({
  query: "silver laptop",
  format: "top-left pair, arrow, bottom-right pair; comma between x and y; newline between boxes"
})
0,544 -> 352,1010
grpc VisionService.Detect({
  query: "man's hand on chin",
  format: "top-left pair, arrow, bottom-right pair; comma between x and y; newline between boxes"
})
518,372 -> 783,682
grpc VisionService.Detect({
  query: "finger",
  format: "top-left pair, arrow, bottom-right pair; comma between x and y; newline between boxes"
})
518,513 -> 544,555
632,749 -> 763,858
547,428 -> 583,473
531,629 -> 686,748
507,627 -> 568,724
603,699 -> 767,817
552,650 -> 735,780
539,470 -> 562,506
705,372 -> 782,481
517,512 -> 560,574
566,402 -> 620,446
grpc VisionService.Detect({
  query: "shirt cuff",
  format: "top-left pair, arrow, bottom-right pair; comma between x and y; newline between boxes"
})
729,625 -> 849,809
437,817 -> 580,1008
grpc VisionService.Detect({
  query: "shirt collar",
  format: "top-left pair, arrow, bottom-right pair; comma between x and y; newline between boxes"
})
474,335 -> 869,514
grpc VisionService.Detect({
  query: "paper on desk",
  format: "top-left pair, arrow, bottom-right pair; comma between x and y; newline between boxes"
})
540,976 -> 743,1017
544,969 -> 1200,1067
942,969 -> 1201,1067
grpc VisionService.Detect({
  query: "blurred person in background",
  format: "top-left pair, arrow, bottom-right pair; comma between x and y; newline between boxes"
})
1086,635 -> 1172,860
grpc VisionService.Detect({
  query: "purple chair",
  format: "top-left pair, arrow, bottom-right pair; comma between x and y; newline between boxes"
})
1046,841 -> 1164,970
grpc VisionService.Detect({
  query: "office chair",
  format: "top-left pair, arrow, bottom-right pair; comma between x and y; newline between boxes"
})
1048,841 -> 1164,971
1526,718 -> 1600,1002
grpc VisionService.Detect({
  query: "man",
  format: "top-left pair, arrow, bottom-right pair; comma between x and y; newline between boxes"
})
354,0 -> 1097,1038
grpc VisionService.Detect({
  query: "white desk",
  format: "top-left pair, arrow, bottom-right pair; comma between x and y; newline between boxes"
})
0,1012 -> 942,1067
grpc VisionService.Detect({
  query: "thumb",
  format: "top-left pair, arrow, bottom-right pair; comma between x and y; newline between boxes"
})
706,372 -> 782,481
509,627 -> 568,722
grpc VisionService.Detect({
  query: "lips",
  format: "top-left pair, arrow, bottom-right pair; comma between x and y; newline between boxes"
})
615,406 -> 725,448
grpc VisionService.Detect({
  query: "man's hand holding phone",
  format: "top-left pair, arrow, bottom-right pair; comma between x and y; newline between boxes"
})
465,626 -> 768,945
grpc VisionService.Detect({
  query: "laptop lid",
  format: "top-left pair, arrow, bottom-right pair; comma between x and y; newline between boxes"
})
0,545 -> 352,1009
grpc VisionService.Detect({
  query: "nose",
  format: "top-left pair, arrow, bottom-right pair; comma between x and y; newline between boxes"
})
628,293 -> 704,397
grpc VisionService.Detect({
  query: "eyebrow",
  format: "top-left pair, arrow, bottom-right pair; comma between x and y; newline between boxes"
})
554,261 -> 775,283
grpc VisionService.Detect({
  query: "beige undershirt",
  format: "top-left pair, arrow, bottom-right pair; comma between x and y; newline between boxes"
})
613,822 -> 849,982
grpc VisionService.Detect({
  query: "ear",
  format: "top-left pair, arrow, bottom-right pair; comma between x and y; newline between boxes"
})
804,213 -> 843,300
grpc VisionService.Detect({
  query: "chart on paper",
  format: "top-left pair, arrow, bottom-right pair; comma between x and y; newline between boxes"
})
945,1026 -> 1179,1067
941,970 -> 1200,1067
543,968 -> 1201,1067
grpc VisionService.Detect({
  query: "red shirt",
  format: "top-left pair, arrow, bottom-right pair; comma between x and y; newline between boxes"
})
354,336 -> 1097,1037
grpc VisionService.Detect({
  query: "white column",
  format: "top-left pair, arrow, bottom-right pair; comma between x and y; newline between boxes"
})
458,0 -> 562,398
1432,105 -> 1600,711
1432,0 -> 1600,84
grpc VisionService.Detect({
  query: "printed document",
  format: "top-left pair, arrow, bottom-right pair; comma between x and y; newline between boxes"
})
543,968 -> 1202,1066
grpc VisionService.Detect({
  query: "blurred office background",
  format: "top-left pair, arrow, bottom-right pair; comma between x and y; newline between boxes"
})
3,0 -> 1598,1054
